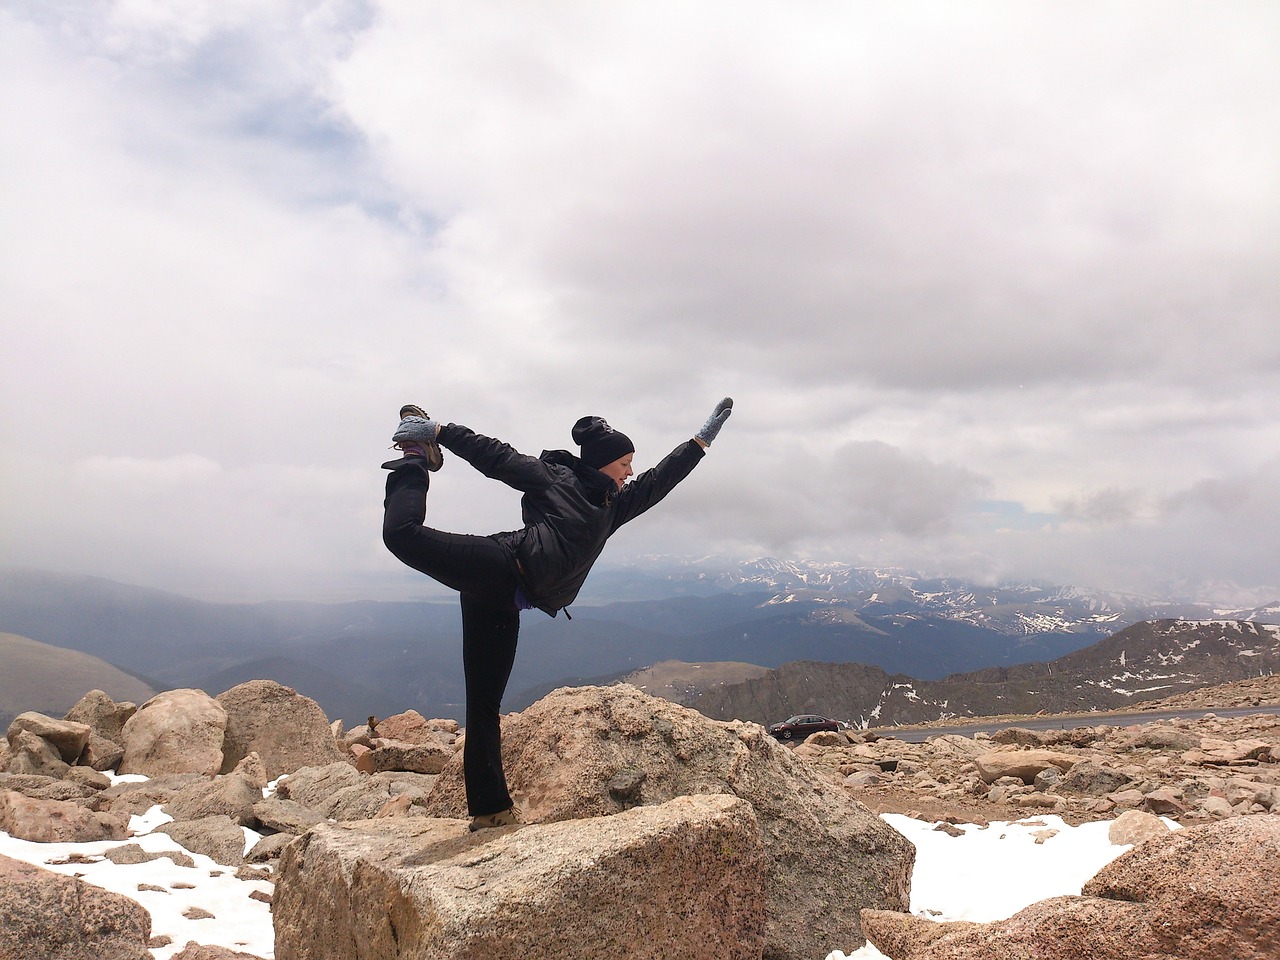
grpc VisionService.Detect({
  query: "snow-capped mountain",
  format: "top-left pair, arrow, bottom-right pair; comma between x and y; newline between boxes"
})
615,556 -> 1262,639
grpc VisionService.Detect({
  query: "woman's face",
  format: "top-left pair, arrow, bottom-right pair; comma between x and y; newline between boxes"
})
599,453 -> 634,490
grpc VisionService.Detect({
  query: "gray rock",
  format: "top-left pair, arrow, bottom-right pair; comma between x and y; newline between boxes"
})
156,815 -> 247,866
252,797 -> 324,834
274,795 -> 766,960
246,831 -> 296,864
164,772 -> 263,826
1059,760 -> 1135,796
274,761 -> 365,810
99,773 -> 205,817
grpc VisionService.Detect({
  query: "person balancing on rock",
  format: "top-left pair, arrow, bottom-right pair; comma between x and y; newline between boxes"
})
381,397 -> 734,831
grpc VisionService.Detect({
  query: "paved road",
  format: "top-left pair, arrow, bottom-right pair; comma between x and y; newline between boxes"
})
870,703 -> 1280,743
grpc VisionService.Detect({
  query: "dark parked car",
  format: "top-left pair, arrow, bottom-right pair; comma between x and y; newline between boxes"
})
767,715 -> 843,741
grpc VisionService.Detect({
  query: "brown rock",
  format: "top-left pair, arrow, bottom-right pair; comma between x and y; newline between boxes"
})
907,895 -> 1161,960
1083,816 -> 1280,959
4,728 -> 71,778
64,689 -> 137,745
216,680 -> 344,780
0,853 -> 152,960
120,689 -> 227,777
274,794 -> 766,960
170,944 -> 267,960
80,731 -> 126,772
8,712 -> 92,763
370,709 -> 433,744
367,737 -> 453,775
1107,810 -> 1171,846
420,683 -> 913,960
860,908 -> 982,959
0,789 -> 130,843
973,749 -> 1079,784
274,761 -> 365,809
252,796 -> 324,834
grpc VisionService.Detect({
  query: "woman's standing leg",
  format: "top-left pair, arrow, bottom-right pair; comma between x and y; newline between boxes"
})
460,590 -> 520,817
383,461 -> 521,818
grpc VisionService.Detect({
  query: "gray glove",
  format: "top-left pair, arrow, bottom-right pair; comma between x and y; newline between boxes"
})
695,397 -> 733,446
392,415 -> 440,446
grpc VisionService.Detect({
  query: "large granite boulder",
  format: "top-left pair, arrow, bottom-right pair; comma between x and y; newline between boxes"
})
0,853 -> 151,960
119,688 -> 227,777
3,728 -> 71,778
274,794 -> 766,960
216,680 -> 344,779
973,748 -> 1080,784
862,816 -> 1280,960
64,689 -> 137,745
422,683 -> 914,960
65,690 -> 136,770
0,789 -> 130,843
7,712 -> 92,763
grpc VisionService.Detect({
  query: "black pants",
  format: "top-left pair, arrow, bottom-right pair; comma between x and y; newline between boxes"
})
382,464 -> 519,817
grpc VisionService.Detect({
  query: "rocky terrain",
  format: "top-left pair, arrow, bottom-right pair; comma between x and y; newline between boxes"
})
1,673 -> 1277,960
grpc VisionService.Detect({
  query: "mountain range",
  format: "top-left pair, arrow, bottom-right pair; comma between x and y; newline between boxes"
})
1,563 -> 1276,726
644,618 -> 1280,728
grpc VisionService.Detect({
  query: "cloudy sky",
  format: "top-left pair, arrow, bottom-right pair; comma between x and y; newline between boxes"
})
2,1 -> 1278,604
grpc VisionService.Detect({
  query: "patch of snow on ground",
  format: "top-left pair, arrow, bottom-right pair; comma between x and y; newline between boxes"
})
829,814 -> 1178,960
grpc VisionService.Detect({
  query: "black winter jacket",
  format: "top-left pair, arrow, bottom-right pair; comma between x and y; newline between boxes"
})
436,423 -> 705,616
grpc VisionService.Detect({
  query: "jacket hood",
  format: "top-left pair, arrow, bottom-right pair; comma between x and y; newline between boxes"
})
541,449 -> 615,505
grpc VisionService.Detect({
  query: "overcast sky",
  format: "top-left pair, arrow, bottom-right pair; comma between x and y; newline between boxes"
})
2,1 -> 1278,605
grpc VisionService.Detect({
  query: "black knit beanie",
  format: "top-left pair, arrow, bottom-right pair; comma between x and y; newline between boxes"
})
572,416 -> 635,470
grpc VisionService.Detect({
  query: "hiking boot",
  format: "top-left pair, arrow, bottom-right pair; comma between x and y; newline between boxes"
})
392,404 -> 444,471
468,806 -> 520,832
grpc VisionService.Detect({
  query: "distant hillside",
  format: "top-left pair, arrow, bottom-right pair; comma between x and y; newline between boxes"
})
4,566 -> 1274,726
0,632 -> 158,726
683,619 -> 1280,728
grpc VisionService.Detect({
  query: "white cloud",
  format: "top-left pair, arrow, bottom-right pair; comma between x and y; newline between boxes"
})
2,2 -> 1278,602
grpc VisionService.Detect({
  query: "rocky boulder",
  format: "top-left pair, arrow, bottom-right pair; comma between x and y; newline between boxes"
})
0,789 -> 130,843
1106,809 -> 1171,846
1082,815 -> 1280,958
64,689 -> 136,745
156,815 -> 248,866
163,771 -> 264,826
421,683 -> 913,960
65,690 -> 136,770
0,853 -> 152,960
216,680 -> 344,779
274,794 -> 767,960
973,748 -> 1079,784
119,689 -> 227,777
3,727 -> 71,778
862,817 -> 1280,960
8,712 -> 92,764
